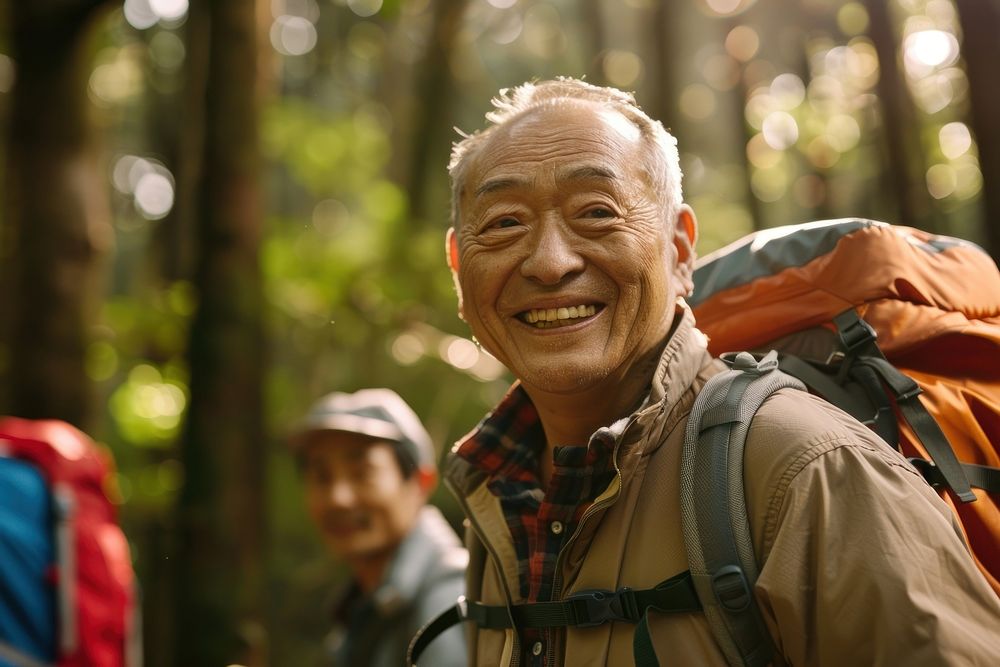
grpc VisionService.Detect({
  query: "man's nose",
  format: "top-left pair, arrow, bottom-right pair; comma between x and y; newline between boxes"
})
520,216 -> 585,285
327,477 -> 357,507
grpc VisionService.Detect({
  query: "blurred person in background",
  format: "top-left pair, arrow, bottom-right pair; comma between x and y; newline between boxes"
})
290,388 -> 468,666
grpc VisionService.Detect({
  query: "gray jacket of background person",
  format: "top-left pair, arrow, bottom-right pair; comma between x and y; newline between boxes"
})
325,505 -> 469,666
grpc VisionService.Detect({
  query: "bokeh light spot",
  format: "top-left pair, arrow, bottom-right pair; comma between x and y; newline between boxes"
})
725,25 -> 759,62
134,173 -> 175,220
391,333 -> 425,366
149,0 -> 188,21
441,337 -> 479,370
703,54 -> 740,91
490,13 -> 524,45
954,160 -> 983,199
149,31 -> 186,70
680,84 -> 716,120
904,30 -> 958,68
746,134 -> 782,169
761,111 -> 799,150
271,15 -> 318,56
312,199 -> 351,235
347,0 -> 383,18
825,114 -> 861,152
86,341 -> 119,382
704,0 -> 755,15
939,122 -> 972,160
602,50 -> 643,87
806,136 -> 840,169
912,72 -> 954,114
750,168 -> 788,203
926,163 -> 957,199
770,73 -> 806,110
124,0 -> 158,30
837,3 -> 869,36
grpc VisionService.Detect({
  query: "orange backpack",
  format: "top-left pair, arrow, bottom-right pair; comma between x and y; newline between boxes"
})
690,218 -> 1000,595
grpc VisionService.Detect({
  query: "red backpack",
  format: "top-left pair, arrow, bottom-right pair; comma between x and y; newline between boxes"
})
0,417 -> 138,667
689,218 -> 1000,595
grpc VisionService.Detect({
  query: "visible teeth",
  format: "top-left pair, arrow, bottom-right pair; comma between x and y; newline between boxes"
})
520,304 -> 598,328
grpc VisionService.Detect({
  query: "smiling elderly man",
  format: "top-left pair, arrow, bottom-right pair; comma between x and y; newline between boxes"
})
413,78 -> 1000,666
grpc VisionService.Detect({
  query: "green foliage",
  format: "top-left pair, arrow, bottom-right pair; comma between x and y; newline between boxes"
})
262,99 -> 392,195
12,1 -> 986,665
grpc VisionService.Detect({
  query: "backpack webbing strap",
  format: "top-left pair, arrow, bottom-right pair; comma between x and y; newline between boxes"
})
775,354 -> 873,423
832,310 -> 977,503
406,570 -> 701,666
632,613 -> 657,666
678,350 -> 805,667
908,458 -> 1000,494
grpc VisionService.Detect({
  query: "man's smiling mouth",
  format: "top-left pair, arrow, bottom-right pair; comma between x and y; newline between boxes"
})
518,304 -> 601,329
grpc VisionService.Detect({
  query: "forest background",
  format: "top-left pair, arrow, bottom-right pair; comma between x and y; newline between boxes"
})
1,0 -> 998,665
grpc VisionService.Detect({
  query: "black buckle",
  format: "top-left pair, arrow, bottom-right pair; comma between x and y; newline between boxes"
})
712,565 -> 753,613
836,314 -> 878,352
907,457 -> 944,489
566,587 -> 639,627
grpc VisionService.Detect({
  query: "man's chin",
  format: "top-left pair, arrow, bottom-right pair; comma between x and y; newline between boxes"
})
328,536 -> 393,560
516,361 -> 610,396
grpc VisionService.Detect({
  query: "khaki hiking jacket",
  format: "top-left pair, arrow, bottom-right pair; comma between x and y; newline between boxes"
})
442,307 -> 1000,666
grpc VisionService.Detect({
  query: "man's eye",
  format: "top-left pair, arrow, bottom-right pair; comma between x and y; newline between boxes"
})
583,207 -> 615,219
493,217 -> 520,229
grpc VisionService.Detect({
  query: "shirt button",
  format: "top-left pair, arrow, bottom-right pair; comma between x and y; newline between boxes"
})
532,641 -> 543,656
550,521 -> 564,535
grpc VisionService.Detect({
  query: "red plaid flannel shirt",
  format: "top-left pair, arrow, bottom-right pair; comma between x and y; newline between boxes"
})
456,383 -> 616,666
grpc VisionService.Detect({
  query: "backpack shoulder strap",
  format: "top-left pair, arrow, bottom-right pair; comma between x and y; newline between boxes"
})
678,350 -> 805,667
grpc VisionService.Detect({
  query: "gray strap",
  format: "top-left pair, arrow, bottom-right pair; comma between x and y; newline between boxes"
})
680,351 -> 805,667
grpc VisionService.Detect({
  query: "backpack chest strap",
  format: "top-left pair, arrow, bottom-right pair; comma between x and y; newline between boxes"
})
407,570 -> 701,665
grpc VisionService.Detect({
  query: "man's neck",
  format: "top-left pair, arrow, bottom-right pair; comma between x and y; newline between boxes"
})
525,335 -> 668,489
348,549 -> 393,594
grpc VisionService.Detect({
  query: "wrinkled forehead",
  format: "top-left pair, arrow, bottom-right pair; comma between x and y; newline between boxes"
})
460,101 -> 646,197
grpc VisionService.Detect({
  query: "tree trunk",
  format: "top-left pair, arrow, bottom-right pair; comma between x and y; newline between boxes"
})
647,0 -> 682,136
864,0 -> 936,230
404,0 -> 469,225
174,0 -> 267,665
954,0 -> 1000,261
150,12 -> 210,284
584,0 -> 607,84
1,1 -> 113,427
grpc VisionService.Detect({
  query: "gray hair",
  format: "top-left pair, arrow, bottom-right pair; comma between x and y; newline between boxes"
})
447,77 -> 683,229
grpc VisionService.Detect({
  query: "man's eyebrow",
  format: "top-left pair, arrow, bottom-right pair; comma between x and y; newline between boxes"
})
560,165 -> 619,182
474,177 -> 527,197
473,166 -> 618,198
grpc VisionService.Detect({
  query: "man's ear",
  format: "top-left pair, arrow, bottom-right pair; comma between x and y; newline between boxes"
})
672,205 -> 698,297
415,468 -> 438,498
445,227 -> 465,319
